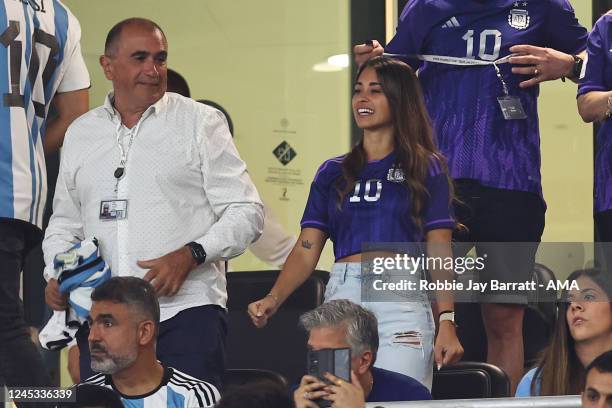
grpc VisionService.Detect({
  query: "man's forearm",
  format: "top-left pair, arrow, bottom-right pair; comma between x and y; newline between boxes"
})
42,230 -> 81,281
45,114 -> 74,154
42,163 -> 85,280
44,89 -> 88,155
578,90 -> 612,123
196,202 -> 264,263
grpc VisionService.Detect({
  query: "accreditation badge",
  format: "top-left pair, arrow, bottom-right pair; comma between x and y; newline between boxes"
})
99,199 -> 128,220
497,95 -> 527,120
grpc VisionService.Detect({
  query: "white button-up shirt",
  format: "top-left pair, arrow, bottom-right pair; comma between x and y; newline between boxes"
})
43,92 -> 264,321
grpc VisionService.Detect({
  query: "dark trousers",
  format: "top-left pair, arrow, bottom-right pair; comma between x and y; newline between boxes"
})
77,304 -> 227,388
0,220 -> 52,389
596,209 -> 612,272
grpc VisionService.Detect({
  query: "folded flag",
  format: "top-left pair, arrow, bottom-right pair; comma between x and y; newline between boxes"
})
39,238 -> 111,350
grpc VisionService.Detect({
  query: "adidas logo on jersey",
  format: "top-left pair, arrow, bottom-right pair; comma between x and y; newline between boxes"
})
441,17 -> 460,28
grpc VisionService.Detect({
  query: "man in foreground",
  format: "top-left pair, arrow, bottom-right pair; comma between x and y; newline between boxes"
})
83,277 -> 220,407
294,299 -> 431,407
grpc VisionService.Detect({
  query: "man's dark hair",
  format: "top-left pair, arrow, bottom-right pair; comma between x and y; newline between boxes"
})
216,381 -> 294,408
167,69 -> 191,97
585,350 -> 612,379
104,17 -> 166,56
91,277 -> 160,332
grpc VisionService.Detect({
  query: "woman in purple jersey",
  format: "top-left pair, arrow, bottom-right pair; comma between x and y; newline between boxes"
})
577,11 -> 612,271
248,57 -> 463,390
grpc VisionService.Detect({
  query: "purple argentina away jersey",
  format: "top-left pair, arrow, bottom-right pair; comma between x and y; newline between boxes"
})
300,151 -> 455,261
386,0 -> 587,198
578,13 -> 612,214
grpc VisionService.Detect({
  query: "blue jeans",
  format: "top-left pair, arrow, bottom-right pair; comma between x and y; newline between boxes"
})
325,262 -> 435,389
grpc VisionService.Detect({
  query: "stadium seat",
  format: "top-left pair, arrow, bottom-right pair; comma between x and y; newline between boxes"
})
225,270 -> 328,383
432,361 -> 511,399
455,263 -> 557,367
224,368 -> 289,390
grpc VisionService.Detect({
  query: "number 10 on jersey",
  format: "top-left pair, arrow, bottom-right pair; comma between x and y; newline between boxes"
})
462,29 -> 502,61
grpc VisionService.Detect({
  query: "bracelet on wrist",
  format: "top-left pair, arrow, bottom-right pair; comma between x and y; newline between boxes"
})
438,310 -> 457,327
266,292 -> 279,305
438,310 -> 454,318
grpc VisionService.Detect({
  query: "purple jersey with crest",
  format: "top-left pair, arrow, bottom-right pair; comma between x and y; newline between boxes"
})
301,151 -> 455,261
386,0 -> 587,198
578,14 -> 612,214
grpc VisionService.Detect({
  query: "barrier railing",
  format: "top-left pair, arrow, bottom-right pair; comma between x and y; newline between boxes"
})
366,395 -> 581,408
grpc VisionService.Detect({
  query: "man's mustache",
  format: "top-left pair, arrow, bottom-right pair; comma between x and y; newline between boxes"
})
90,342 -> 108,354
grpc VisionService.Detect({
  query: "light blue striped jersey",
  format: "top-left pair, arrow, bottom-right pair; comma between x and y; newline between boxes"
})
84,366 -> 220,408
0,0 -> 89,231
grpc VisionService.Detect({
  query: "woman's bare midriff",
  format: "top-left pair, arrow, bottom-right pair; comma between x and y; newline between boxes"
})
336,251 -> 399,263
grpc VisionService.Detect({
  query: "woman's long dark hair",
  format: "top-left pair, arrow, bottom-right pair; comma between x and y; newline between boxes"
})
337,56 -> 454,233
533,268 -> 612,395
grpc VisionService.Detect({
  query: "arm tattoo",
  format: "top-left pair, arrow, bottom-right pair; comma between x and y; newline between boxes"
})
301,240 -> 313,250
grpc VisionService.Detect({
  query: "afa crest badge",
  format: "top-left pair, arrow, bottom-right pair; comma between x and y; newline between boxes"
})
387,167 -> 405,183
508,7 -> 530,30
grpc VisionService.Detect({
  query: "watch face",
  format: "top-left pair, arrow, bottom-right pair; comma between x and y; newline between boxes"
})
188,242 -> 206,264
572,56 -> 583,78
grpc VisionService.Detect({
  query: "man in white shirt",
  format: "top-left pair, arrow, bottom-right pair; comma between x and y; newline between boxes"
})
0,0 -> 89,390
84,277 -> 220,407
43,17 -> 263,388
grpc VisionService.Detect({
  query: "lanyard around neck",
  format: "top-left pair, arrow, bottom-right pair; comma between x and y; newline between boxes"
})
114,119 -> 143,193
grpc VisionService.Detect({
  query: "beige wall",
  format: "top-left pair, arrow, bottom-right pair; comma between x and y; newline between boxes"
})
536,2 -> 594,274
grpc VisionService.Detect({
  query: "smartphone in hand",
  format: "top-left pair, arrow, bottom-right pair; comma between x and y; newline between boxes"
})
306,348 -> 351,407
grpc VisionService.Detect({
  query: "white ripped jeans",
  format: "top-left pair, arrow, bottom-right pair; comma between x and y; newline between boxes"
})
325,262 -> 435,390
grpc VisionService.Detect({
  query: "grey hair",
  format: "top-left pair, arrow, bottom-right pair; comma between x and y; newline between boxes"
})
300,299 -> 379,361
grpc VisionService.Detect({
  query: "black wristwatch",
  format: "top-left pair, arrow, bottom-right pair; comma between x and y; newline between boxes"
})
563,54 -> 583,81
185,242 -> 206,265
